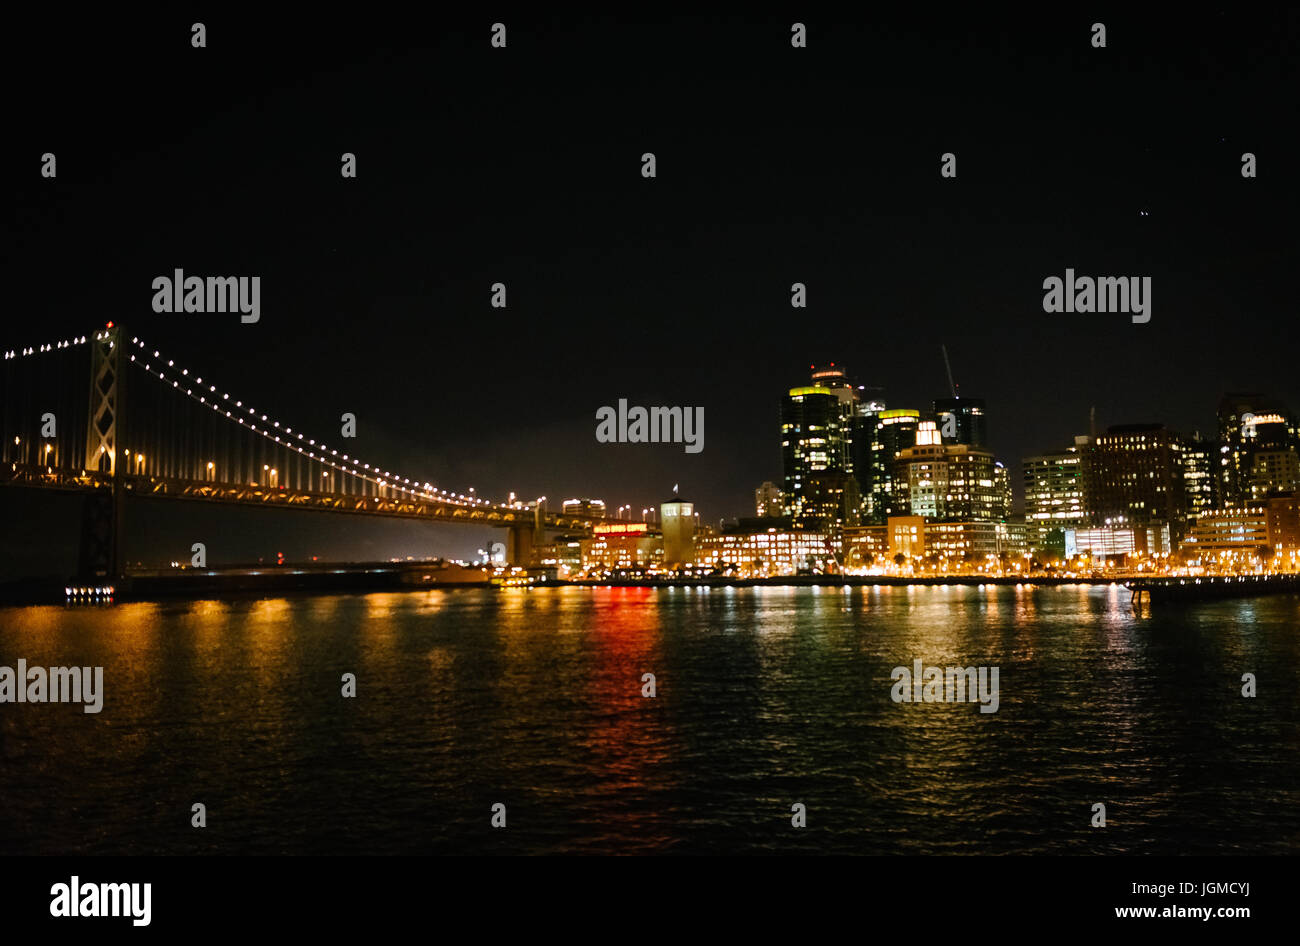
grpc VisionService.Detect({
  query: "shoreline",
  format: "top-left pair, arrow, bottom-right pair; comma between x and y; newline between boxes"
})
2,566 -> 1292,606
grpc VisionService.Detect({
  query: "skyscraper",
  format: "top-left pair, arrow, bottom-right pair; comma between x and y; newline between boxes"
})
932,396 -> 988,447
851,394 -> 888,519
1084,424 -> 1188,537
1182,432 -> 1217,524
866,409 -> 920,522
1216,393 -> 1299,508
780,365 -> 859,520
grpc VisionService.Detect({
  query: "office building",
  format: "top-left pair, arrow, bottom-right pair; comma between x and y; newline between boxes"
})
1216,393 -> 1299,507
932,396 -> 988,447
754,481 -> 783,518
1084,424 -> 1187,538
1023,437 -> 1090,538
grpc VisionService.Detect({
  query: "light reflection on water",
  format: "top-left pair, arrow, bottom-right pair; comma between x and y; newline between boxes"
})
1,585 -> 1298,854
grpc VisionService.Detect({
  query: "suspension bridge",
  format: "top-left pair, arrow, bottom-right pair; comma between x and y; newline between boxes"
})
1,324 -> 601,578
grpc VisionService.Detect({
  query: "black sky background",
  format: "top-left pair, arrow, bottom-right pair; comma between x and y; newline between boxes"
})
3,9 -> 1298,571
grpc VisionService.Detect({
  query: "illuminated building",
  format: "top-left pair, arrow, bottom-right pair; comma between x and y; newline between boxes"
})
1216,393 -> 1299,507
1182,432 -> 1217,524
535,535 -> 584,575
1263,496 -> 1294,553
1023,437 -> 1090,538
580,522 -> 663,572
1067,524 -> 1171,558
1179,509 -> 1269,558
754,480 -> 783,518
932,396 -> 987,447
1181,496 -> 1300,571
850,394 -> 887,519
888,515 -> 925,558
864,408 -> 920,523
843,516 -> 1028,569
696,526 -> 835,576
660,496 -> 696,566
1248,443 -> 1300,502
893,421 -> 1008,522
925,519 -> 1028,560
562,497 -> 606,519
842,524 -> 889,567
794,471 -> 860,537
1084,424 -> 1187,539
781,365 -> 860,521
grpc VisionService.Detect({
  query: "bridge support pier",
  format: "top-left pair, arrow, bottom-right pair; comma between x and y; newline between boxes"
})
504,523 -> 536,567
504,502 -> 551,567
78,488 -> 125,579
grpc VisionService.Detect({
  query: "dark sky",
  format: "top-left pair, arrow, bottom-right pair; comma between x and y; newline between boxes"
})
4,9 -> 1298,567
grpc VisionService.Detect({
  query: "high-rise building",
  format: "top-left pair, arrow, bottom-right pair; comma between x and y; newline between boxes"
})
995,462 -> 1012,521
1182,432 -> 1217,524
780,364 -> 860,520
1216,394 -> 1299,507
850,394 -> 888,519
932,396 -> 988,447
754,481 -> 783,518
1084,424 -> 1187,537
794,471 -> 861,537
1023,437 -> 1090,538
893,420 -> 1008,522
865,409 -> 920,523
1249,446 -> 1300,502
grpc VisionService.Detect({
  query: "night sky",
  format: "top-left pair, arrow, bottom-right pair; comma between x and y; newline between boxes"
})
4,10 -> 1298,571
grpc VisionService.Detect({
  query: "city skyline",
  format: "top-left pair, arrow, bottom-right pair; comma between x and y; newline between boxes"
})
4,320 -> 1298,579
7,10 -> 1298,562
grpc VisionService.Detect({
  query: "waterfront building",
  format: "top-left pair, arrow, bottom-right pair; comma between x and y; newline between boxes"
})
1023,437 -> 1090,539
1179,509 -> 1269,562
580,522 -> 663,572
660,495 -> 697,567
1067,524 -> 1172,559
1084,424 -> 1187,539
695,526 -> 836,577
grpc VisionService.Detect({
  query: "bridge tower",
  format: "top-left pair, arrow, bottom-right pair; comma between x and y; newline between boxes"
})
79,325 -> 127,579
